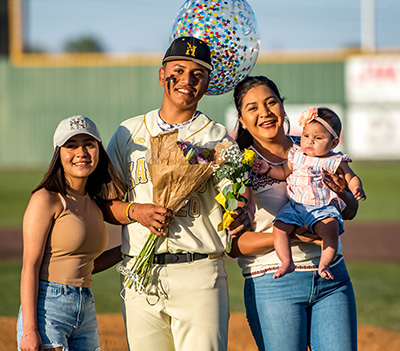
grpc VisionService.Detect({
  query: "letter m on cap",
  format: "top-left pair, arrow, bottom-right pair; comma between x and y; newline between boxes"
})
185,44 -> 197,57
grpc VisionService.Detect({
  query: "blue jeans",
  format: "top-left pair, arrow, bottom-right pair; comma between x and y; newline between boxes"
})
17,281 -> 101,351
244,260 -> 357,351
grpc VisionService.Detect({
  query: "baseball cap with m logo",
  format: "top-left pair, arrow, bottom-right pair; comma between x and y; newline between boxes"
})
162,36 -> 213,71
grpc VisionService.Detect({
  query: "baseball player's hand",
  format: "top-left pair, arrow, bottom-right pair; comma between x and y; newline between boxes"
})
228,206 -> 254,238
133,203 -> 173,236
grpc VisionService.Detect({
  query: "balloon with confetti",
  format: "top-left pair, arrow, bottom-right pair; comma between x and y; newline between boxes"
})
170,0 -> 260,95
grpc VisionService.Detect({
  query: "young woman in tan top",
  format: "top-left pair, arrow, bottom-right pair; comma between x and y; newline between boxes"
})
17,116 -> 125,351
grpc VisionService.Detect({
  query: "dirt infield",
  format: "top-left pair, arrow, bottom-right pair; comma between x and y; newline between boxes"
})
1,222 -> 399,350
2,313 -> 400,351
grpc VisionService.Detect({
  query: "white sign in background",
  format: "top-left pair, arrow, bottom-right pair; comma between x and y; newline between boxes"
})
346,56 -> 400,104
347,105 -> 400,160
346,55 -> 400,160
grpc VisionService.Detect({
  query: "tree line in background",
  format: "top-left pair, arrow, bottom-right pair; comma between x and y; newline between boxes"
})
24,35 -> 105,53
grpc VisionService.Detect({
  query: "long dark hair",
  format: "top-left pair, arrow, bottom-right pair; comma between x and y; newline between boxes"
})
33,141 -> 126,200
233,76 -> 287,150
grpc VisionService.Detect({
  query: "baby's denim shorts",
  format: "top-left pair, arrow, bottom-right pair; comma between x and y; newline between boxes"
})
275,199 -> 344,235
17,280 -> 101,351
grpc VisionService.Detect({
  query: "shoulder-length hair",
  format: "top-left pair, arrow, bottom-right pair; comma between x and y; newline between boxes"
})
32,141 -> 126,201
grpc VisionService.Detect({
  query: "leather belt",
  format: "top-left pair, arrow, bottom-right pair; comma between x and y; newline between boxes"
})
153,252 -> 209,265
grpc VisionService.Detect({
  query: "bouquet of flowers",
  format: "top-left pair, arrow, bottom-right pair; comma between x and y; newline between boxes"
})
212,145 -> 256,252
118,129 -> 230,294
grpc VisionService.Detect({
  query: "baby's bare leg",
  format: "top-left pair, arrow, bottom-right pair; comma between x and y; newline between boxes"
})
273,221 -> 296,279
313,218 -> 340,280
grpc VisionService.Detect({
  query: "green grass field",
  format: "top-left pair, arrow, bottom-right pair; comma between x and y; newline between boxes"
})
2,260 -> 399,331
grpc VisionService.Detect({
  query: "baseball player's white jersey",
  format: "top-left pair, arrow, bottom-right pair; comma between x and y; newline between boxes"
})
107,109 -> 231,256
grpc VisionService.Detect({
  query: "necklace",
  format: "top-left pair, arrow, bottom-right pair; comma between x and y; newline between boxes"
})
145,110 -> 211,143
157,110 -> 199,131
156,110 -> 205,142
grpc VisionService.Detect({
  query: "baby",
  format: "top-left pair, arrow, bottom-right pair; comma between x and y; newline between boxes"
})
253,107 -> 366,279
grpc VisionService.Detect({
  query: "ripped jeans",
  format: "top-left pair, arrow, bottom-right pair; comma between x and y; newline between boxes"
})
17,280 -> 101,351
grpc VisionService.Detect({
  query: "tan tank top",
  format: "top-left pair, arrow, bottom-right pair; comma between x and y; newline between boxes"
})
39,192 -> 108,288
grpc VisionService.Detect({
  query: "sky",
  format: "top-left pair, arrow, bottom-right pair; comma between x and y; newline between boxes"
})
26,0 -> 400,54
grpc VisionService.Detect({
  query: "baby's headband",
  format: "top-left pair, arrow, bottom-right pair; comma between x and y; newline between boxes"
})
298,107 -> 338,138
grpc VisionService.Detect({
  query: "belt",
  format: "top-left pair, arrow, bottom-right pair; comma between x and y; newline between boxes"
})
153,252 -> 209,265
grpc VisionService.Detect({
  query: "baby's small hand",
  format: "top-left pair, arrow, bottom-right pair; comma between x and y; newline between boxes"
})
252,159 -> 261,173
353,187 -> 367,201
253,159 -> 270,174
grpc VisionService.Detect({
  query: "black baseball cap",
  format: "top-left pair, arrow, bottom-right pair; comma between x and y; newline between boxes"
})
162,36 -> 213,71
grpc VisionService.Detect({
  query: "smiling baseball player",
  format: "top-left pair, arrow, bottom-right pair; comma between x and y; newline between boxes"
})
105,36 -> 254,351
